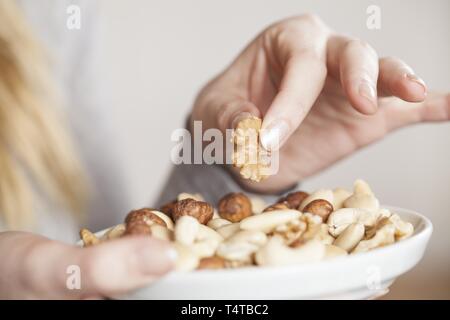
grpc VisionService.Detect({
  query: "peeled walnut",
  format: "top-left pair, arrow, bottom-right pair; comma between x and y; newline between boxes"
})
125,208 -> 167,227
232,116 -> 271,182
277,191 -> 309,209
263,202 -> 290,212
172,198 -> 214,224
303,199 -> 334,222
197,256 -> 226,270
218,193 -> 252,222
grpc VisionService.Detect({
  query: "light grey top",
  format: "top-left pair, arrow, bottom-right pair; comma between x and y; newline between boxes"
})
0,0 -> 284,243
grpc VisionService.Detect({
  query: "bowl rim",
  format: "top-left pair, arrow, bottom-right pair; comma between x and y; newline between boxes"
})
80,206 -> 432,280
159,205 -> 432,279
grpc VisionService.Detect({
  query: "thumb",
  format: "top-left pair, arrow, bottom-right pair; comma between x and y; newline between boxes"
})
259,54 -> 327,151
216,99 -> 261,132
77,236 -> 177,298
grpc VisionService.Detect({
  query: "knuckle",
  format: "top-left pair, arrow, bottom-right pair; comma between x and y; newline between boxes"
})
296,13 -> 324,26
345,38 -> 377,57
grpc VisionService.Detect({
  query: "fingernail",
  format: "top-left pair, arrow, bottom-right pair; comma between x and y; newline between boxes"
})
359,79 -> 377,112
138,243 -> 177,275
231,112 -> 253,129
406,73 -> 427,96
260,120 -> 290,151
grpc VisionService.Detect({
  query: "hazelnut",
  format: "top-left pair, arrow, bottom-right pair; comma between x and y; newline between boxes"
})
302,199 -> 334,221
263,202 -> 290,212
278,191 -> 309,209
218,193 -> 252,223
172,198 -> 214,224
124,220 -> 152,236
125,208 -> 167,227
197,256 -> 226,270
160,199 -> 177,217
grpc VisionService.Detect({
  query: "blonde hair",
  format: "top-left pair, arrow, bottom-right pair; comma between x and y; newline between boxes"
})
0,2 -> 88,229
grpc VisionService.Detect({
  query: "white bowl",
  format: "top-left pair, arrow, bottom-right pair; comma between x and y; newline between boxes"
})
81,206 -> 432,300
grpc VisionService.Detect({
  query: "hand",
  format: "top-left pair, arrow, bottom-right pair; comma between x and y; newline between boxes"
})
192,14 -> 449,193
0,231 -> 176,299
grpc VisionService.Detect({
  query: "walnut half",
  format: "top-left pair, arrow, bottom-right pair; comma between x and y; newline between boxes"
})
232,116 -> 272,182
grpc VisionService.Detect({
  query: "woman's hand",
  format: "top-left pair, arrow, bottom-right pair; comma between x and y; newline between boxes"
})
192,14 -> 449,193
0,231 -> 176,299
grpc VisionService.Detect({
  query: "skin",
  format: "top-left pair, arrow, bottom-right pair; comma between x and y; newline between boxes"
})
192,15 -> 449,193
1,14 -> 449,299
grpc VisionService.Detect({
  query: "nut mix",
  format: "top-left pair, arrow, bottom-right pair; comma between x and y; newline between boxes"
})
79,179 -> 414,272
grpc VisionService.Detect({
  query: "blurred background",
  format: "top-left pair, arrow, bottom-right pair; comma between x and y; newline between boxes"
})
96,0 -> 449,299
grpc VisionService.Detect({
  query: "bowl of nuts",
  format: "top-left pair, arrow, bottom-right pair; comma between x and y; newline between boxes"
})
78,180 -> 432,300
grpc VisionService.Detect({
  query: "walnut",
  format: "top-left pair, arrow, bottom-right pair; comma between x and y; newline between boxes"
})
218,193 -> 252,222
197,256 -> 226,270
278,191 -> 309,209
172,198 -> 214,224
302,199 -> 334,222
263,202 -> 290,212
232,116 -> 272,182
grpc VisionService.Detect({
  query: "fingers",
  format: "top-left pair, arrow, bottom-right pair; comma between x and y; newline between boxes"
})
0,232 -> 176,299
77,236 -> 176,298
260,54 -> 327,151
378,57 -> 427,101
328,36 -> 379,115
217,99 -> 261,131
382,92 -> 449,131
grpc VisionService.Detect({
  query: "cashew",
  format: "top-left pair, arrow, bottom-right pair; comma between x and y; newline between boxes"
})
299,189 -> 334,211
197,224 -> 224,243
354,179 -> 374,195
389,214 -> 414,240
344,179 -> 379,212
216,241 -> 258,262
240,209 -> 301,233
352,223 -> 396,253
174,243 -> 199,271
207,218 -> 232,230
255,236 -> 325,266
191,238 -> 221,258
324,244 -> 348,259
344,194 -> 380,212
150,224 -> 173,241
250,196 -> 267,214
226,229 -> 268,246
216,223 -> 241,239
327,208 -> 378,237
332,188 -> 352,210
150,210 -> 174,230
333,223 -> 365,252
101,223 -> 125,240
174,215 -> 200,246
216,230 -> 267,261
